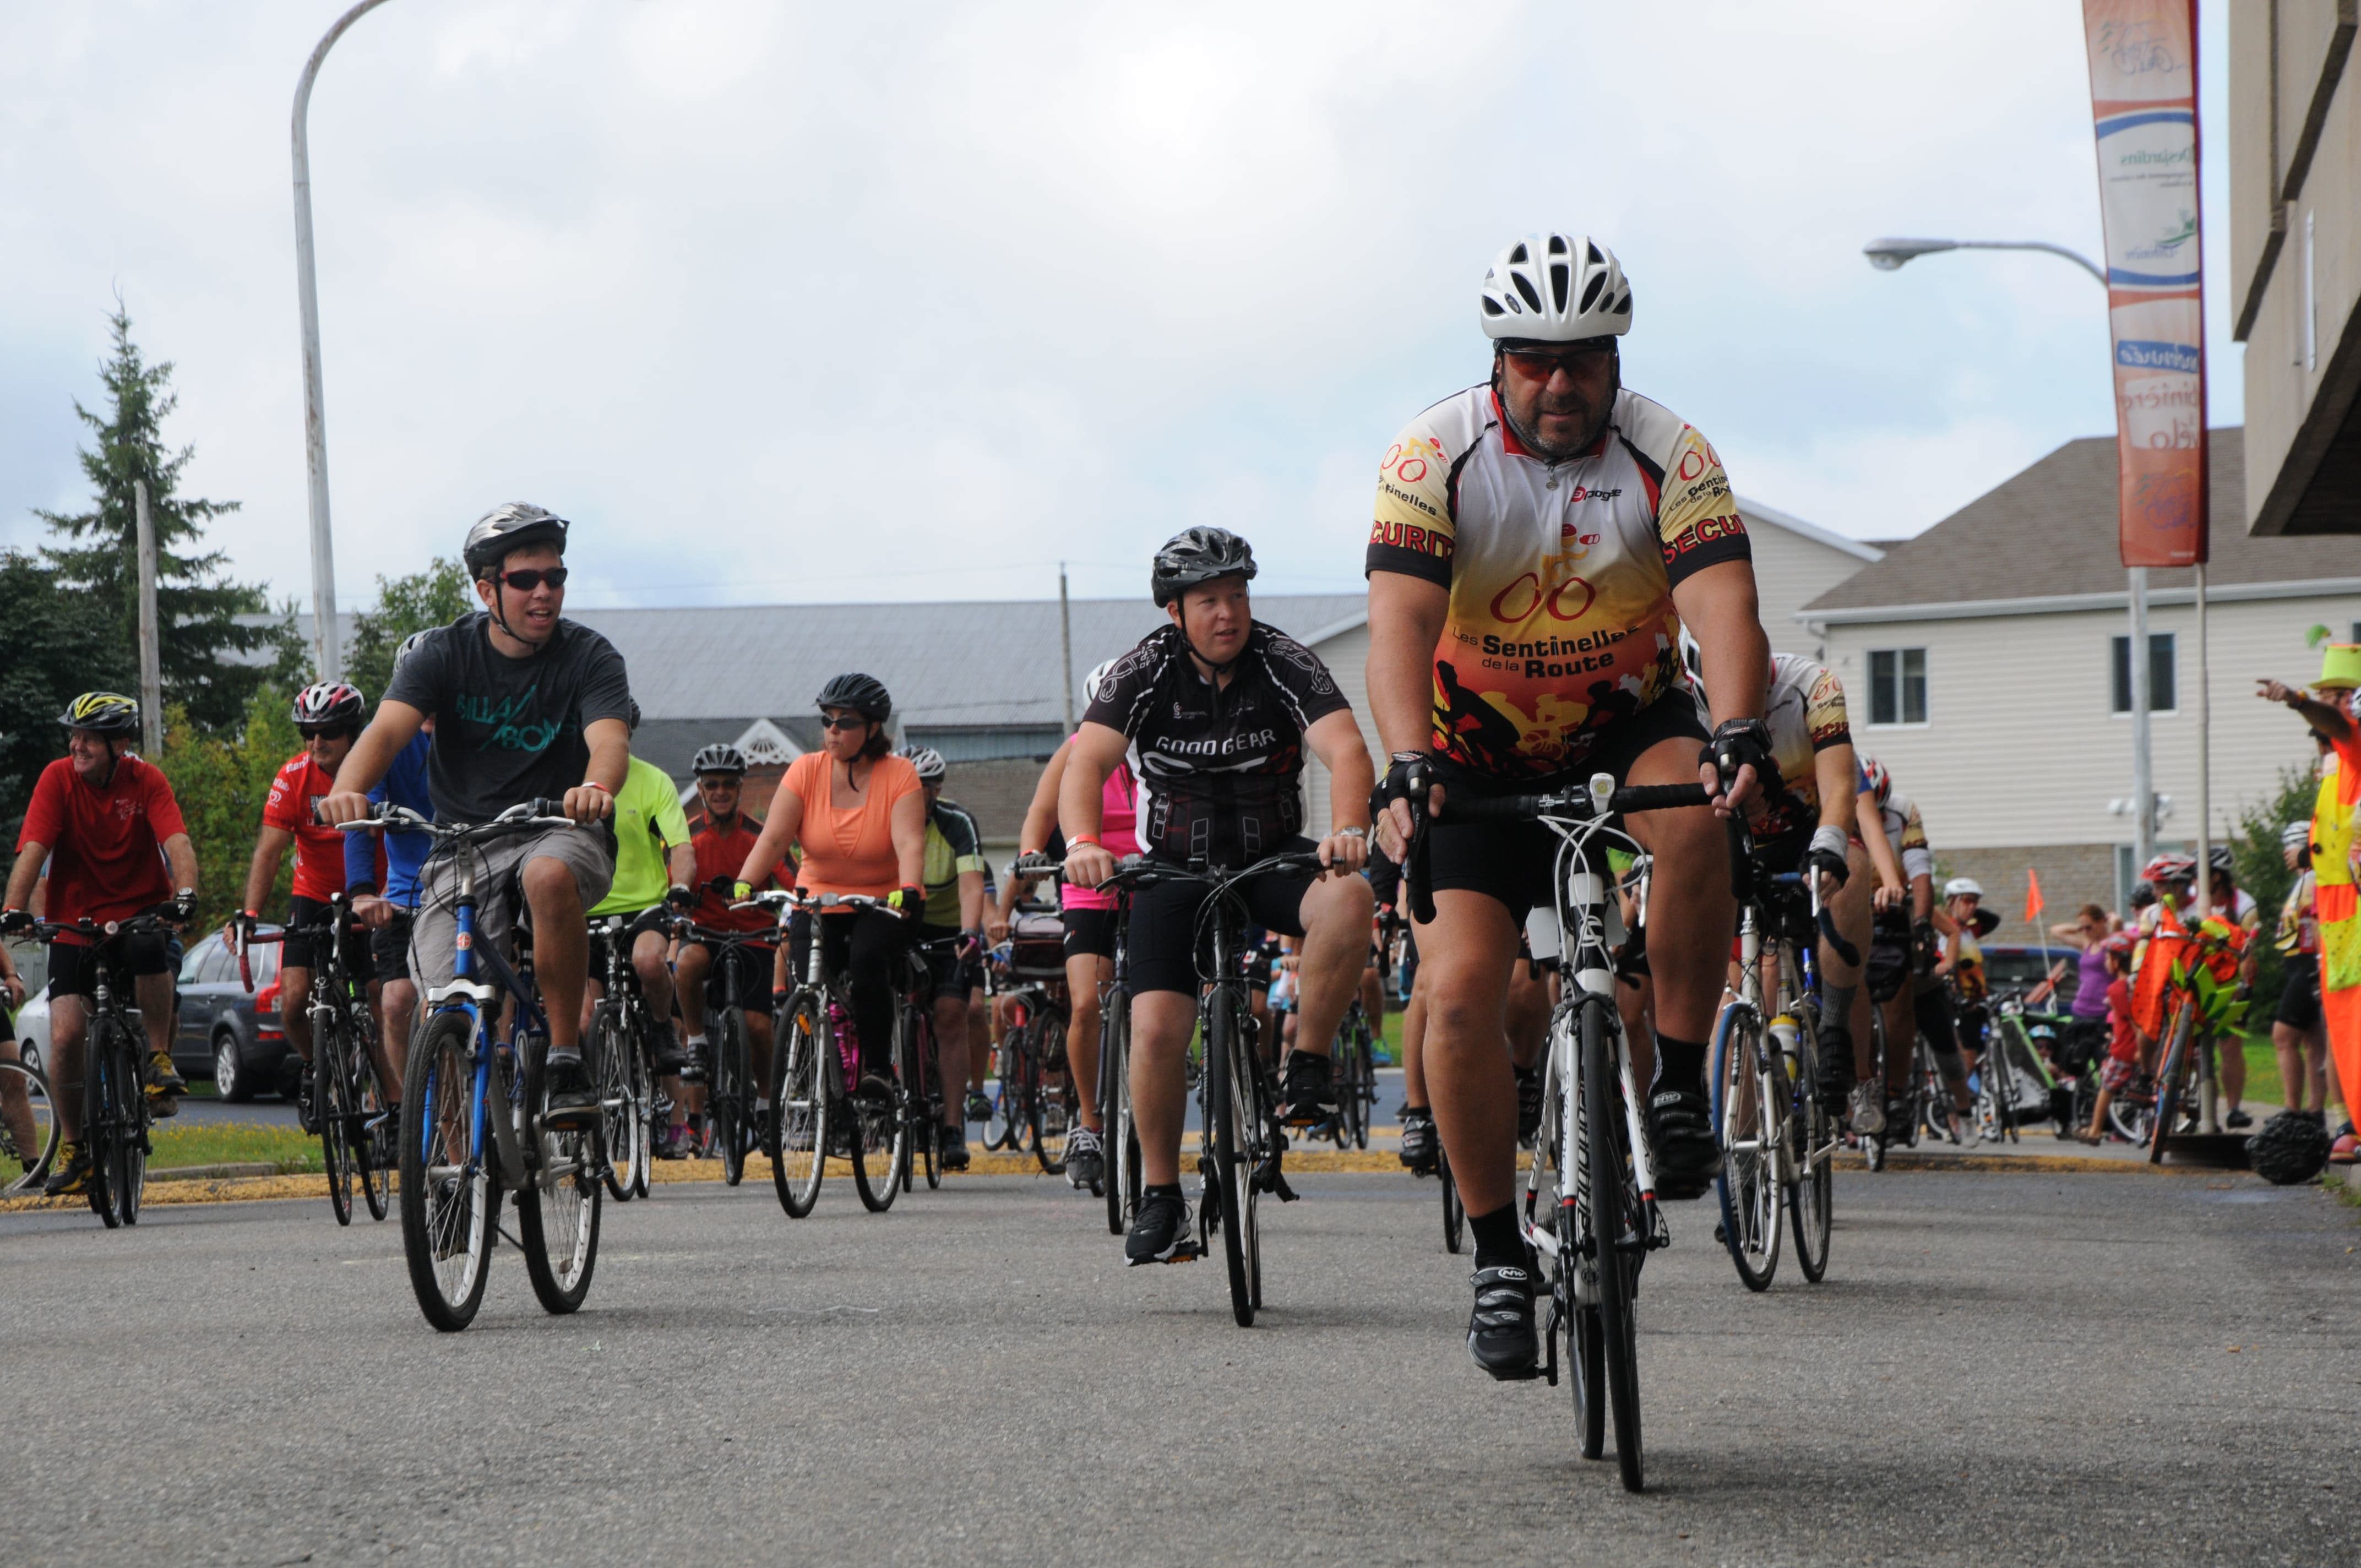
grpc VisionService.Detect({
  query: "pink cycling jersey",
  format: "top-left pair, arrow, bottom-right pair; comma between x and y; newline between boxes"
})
1064,739 -> 1139,912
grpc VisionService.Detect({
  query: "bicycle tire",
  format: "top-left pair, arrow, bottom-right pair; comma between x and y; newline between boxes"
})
983,1038 -> 1019,1151
0,1055 -> 62,1195
768,997 -> 828,1218
1788,1008 -> 1833,1284
1581,999 -> 1645,1491
1351,1025 -> 1375,1151
1205,990 -> 1255,1326
715,1006 -> 749,1186
901,1001 -> 929,1195
515,1035 -> 602,1315
1710,1004 -> 1779,1292
1440,1142 -> 1464,1253
350,1005 -> 393,1223
399,1010 -> 496,1332
591,1003 -> 639,1203
2148,1005 -> 2193,1165
80,1015 -> 127,1227
319,1009 -> 357,1227
1031,1012 -> 1073,1175
851,1023 -> 910,1212
111,1021 -> 148,1227
1551,1012 -> 1606,1457
1100,989 -> 1132,1237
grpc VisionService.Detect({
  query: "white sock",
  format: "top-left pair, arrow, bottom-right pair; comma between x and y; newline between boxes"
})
686,1033 -> 708,1049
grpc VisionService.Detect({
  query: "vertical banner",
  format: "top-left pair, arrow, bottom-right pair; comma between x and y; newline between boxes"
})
2081,0 -> 2208,567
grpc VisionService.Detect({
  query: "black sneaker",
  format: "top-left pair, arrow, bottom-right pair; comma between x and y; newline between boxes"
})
541,1052 -> 598,1126
941,1124 -> 971,1172
1647,1087 -> 1722,1200
1125,1189 -> 1191,1265
1279,1050 -> 1336,1125
654,1037 -> 689,1077
297,1064 -> 320,1135
1515,1065 -> 1542,1144
964,1090 -> 993,1124
2224,1107 -> 2254,1130
1467,1260 -> 1540,1380
1399,1106 -> 1437,1172
1065,1124 -> 1105,1190
374,1106 -> 400,1168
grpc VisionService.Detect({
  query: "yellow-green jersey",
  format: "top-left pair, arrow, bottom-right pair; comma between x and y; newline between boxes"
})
920,798 -> 985,928
590,756 -> 692,917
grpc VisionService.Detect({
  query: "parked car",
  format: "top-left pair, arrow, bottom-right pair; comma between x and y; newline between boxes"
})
1980,944 -> 2079,1006
174,931 -> 300,1102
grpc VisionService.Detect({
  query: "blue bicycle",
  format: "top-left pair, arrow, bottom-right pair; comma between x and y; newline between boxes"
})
344,802 -> 604,1331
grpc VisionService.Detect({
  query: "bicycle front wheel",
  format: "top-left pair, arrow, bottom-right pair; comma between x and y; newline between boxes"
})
591,1003 -> 640,1204
1100,990 -> 1134,1237
82,1016 -> 130,1227
1788,1011 -> 1834,1283
399,1011 -> 496,1332
1710,1005 -> 1779,1292
516,1038 -> 602,1315
715,1007 -> 750,1186
0,1054 -> 61,1195
1581,999 -> 1644,1491
319,1011 -> 357,1227
768,998 -> 827,1218
851,1032 -> 910,1213
1032,1013 -> 1074,1175
1205,994 -> 1256,1326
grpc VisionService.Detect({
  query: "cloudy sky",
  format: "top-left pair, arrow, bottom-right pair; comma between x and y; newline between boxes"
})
2,1 -> 2237,612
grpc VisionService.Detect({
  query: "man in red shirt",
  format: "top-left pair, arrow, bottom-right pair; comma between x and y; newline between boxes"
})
666,744 -> 781,1158
2,692 -> 199,1196
230,682 -> 367,1134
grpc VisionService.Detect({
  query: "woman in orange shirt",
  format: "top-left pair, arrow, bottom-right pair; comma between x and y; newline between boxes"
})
737,673 -> 927,1075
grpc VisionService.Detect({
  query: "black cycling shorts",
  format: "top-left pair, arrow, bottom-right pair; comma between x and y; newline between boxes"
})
1915,984 -> 1960,1060
47,931 -> 170,1003
587,906 -> 672,985
1061,906 -> 1116,963
369,911 -> 415,985
1426,694 -> 1710,924
1127,840 -> 1317,997
916,924 -> 981,1003
2276,953 -> 2322,1031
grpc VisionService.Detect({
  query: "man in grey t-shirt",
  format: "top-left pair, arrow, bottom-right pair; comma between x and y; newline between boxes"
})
320,504 -> 632,1120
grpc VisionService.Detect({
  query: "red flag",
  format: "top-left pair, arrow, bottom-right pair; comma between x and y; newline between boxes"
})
2025,868 -> 2046,923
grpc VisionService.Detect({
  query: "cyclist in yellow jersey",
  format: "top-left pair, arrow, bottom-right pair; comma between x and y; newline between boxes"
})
901,745 -> 986,1170
583,705 -> 696,1073
1367,233 -> 1769,1380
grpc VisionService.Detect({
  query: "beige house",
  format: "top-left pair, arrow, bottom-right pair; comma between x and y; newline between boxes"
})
2230,3 -> 2361,536
1300,499 -> 1884,835
1799,428 -> 2359,927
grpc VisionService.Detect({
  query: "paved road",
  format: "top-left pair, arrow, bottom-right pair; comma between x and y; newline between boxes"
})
3,1169 -> 2353,1566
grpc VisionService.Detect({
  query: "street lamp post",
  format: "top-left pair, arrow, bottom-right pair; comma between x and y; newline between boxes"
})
1863,234 -> 2159,884
291,0 -> 395,683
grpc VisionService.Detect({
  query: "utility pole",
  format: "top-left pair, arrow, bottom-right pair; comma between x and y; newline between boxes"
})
133,479 -> 164,758
1058,562 -> 1076,734
2129,567 -> 2154,873
291,0 -> 395,681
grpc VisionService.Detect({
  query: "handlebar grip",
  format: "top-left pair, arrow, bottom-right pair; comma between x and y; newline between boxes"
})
528,797 -> 566,819
1437,793 -> 1547,824
1608,782 -> 1711,814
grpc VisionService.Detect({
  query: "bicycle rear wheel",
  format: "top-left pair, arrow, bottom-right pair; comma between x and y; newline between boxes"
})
400,1010 -> 496,1332
591,1002 -> 640,1203
1581,1000 -> 1644,1492
1350,1023 -> 1375,1151
517,1037 -> 602,1315
768,997 -> 827,1218
984,1037 -> 1019,1151
1710,1005 -> 1779,1292
715,1007 -> 750,1186
1100,989 -> 1134,1237
1439,1143 -> 1464,1253
319,1010 -> 357,1227
0,1054 -> 61,1195
1032,1014 -> 1073,1175
1205,993 -> 1256,1326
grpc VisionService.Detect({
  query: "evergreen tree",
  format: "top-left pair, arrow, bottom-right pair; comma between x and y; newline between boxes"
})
0,550 -> 135,836
345,557 -> 472,707
35,302 -> 292,733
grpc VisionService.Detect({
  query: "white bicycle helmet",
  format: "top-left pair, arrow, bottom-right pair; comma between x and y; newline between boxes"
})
1942,877 -> 1983,901
1480,233 -> 1632,342
900,744 -> 946,783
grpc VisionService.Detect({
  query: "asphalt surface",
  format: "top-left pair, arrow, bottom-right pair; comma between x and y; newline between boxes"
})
3,1168 -> 2354,1567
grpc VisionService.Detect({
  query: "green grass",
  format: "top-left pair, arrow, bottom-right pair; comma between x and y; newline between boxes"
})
149,1123 -> 321,1174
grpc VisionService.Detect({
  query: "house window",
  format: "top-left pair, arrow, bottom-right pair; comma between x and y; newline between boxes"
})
1868,647 -> 1927,726
2110,632 -> 2177,714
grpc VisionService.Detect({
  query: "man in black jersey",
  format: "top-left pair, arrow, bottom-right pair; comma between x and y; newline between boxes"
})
1062,528 -> 1377,1266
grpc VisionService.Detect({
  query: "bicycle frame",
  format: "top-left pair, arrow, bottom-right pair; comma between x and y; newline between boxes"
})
416,829 -> 553,1197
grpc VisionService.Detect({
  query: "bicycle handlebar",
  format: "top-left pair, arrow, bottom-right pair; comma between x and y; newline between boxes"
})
328,799 -> 579,836
1439,780 -> 1710,824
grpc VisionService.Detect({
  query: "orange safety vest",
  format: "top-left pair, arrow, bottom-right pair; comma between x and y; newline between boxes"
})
2316,731 -> 2361,1110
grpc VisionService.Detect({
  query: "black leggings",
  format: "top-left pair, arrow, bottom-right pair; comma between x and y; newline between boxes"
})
788,909 -> 910,1074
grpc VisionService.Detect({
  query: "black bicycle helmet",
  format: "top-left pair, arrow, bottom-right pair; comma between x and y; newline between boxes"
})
1150,526 -> 1258,607
2247,1109 -> 2330,1185
815,672 -> 892,723
58,691 -> 140,734
462,502 -> 570,579
692,743 -> 747,776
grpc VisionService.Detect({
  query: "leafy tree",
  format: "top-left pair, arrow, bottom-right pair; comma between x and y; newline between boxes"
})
34,303 -> 294,733
0,551 -> 138,839
346,557 -> 471,707
158,689 -> 302,933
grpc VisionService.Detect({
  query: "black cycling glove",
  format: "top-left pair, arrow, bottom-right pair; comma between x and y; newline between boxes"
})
0,908 -> 31,935
1700,719 -> 1774,794
1375,752 -> 1432,816
168,890 -> 199,924
665,884 -> 697,914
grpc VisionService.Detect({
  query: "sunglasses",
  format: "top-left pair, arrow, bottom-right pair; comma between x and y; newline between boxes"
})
820,714 -> 870,731
698,775 -> 742,787
498,567 -> 569,591
299,726 -> 354,742
1501,342 -> 1616,378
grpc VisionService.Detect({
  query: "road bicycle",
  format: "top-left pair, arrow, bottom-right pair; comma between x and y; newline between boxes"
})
344,803 -> 604,1332
1711,867 -> 1841,1291
891,932 -> 958,1193
0,1048 -> 61,1196
678,919 -> 776,1188
10,912 -> 178,1227
1320,994 -> 1379,1151
1099,850 -> 1319,1327
1421,774 -> 1717,1494
245,896 -> 392,1226
586,912 -> 663,1201
764,890 -> 916,1216
987,932 -> 1078,1178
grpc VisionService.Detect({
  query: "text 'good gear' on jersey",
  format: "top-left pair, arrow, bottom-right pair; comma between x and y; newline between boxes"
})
1081,622 -> 1350,868
1365,384 -> 1750,780
1690,654 -> 1851,836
